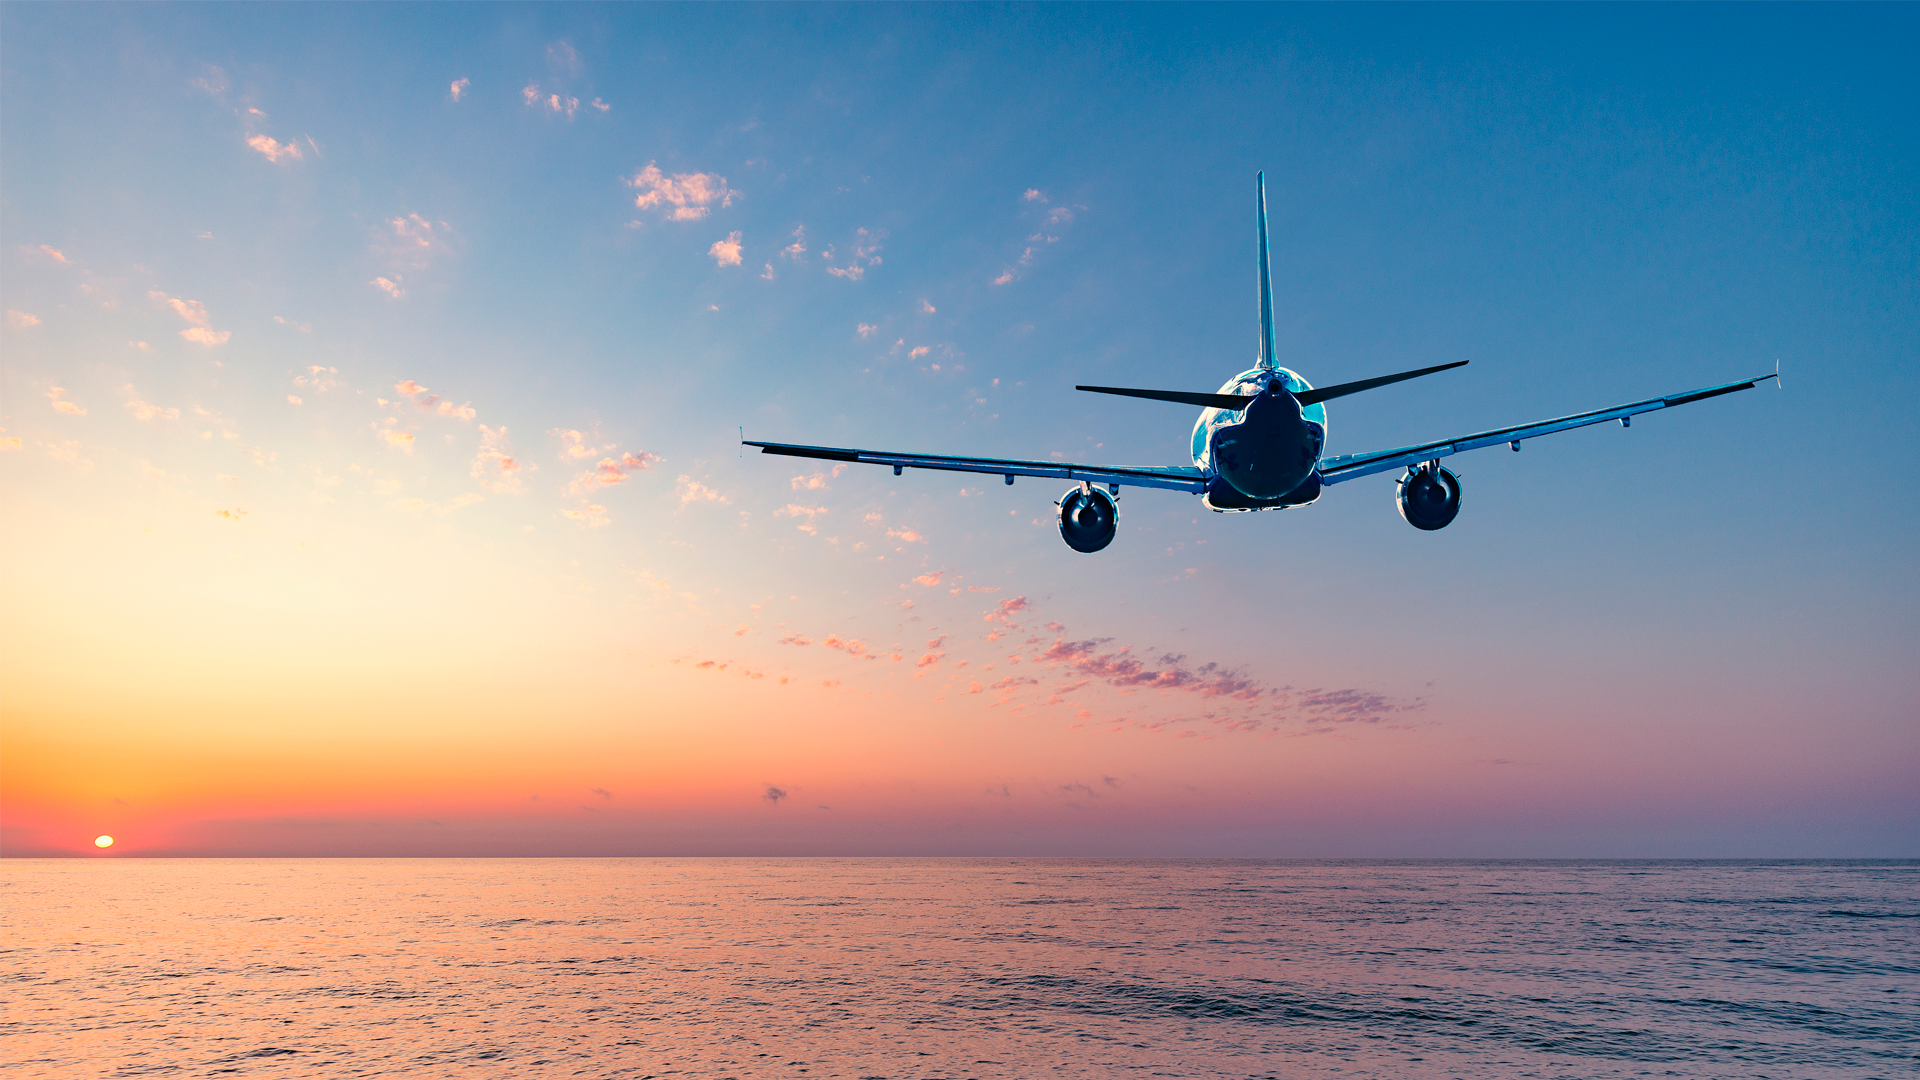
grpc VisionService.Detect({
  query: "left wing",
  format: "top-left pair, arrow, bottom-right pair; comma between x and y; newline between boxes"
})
743,441 -> 1208,493
1319,373 -> 1777,485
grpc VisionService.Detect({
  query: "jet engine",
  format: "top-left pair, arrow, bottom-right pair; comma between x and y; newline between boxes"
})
1057,485 -> 1119,553
1396,465 -> 1462,531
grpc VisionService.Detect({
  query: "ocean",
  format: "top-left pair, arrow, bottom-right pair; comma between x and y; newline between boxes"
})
3,859 -> 1913,1078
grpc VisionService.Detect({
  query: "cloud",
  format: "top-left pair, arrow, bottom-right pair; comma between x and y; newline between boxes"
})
273,315 -> 312,332
546,93 -> 580,119
919,298 -> 936,314
677,476 -> 729,506
913,571 -> 944,587
781,226 -> 806,259
570,450 -> 659,494
546,40 -> 580,71
126,395 -> 180,421
984,596 -> 1032,623
394,380 -> 476,421
191,65 -> 228,96
857,323 -> 877,338
590,787 -> 612,801
150,291 -> 209,326
32,245 -> 69,265
824,228 -> 884,280
561,502 -> 610,528
46,387 -> 84,415
449,78 -> 469,101
292,366 -> 340,393
762,785 -> 788,804
909,346 -> 930,360
522,83 -> 539,106
590,98 -> 609,112
370,276 -> 405,299
380,214 -> 452,271
1023,188 -> 1046,202
7,310 -> 39,328
992,270 -> 1015,286
709,231 -> 743,267
245,134 -> 304,163
180,327 -> 231,345
790,466 -> 844,490
886,527 -> 924,544
551,428 -> 610,459
761,263 -> 775,280
627,163 -> 737,221
378,429 -> 416,452
472,425 -> 528,494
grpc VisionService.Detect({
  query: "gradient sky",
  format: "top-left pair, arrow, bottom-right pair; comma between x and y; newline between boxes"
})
3,4 -> 1914,858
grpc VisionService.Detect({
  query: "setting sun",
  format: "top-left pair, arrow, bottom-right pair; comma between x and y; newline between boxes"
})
93,835 -> 112,849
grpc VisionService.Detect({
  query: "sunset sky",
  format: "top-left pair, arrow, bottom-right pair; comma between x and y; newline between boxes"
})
3,5 -> 1913,857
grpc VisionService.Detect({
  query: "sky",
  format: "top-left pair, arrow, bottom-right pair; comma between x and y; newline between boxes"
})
2,4 -> 1914,858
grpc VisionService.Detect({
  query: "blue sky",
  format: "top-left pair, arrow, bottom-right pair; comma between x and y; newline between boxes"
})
3,4 -> 1914,856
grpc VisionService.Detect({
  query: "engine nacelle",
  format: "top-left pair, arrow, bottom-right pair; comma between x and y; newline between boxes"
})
1057,486 -> 1119,553
1396,465 -> 1462,531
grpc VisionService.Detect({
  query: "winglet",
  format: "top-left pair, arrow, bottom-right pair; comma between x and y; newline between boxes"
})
1257,172 -> 1276,371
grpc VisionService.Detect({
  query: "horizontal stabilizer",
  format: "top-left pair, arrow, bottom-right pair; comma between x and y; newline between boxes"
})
1293,360 -> 1469,406
1075,385 -> 1255,410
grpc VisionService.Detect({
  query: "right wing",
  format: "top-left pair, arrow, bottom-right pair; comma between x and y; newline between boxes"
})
743,441 -> 1208,493
1319,373 -> 1778,485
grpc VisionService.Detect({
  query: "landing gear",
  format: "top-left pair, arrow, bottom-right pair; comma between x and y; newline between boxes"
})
1396,463 -> 1461,531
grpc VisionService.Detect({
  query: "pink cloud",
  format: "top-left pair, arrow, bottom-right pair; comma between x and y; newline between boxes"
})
571,450 -> 659,494
782,226 -> 806,259
627,163 -> 737,221
370,276 -> 405,299
246,134 -> 304,163
150,291 -> 209,326
856,323 -> 877,338
7,310 -> 40,328
449,78 -> 469,101
393,380 -> 475,421
886,527 -> 924,544
126,396 -> 180,421
522,83 -> 539,106
179,327 -> 230,345
912,571 -> 944,587
473,425 -> 528,494
919,298 -> 935,314
984,596 -> 1032,624
1023,188 -> 1046,202
34,245 -> 69,265
378,429 -> 415,452
909,346 -> 930,360
709,231 -> 743,267
590,98 -> 610,112
992,270 -> 1015,286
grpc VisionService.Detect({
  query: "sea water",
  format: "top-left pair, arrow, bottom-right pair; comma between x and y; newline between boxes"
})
3,859 -> 1913,1078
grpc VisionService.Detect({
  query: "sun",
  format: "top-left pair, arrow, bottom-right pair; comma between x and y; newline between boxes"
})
94,835 -> 113,849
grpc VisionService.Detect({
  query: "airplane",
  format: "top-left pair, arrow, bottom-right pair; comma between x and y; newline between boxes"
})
745,172 -> 1777,553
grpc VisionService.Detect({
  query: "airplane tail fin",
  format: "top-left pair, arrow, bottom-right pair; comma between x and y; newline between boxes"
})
1257,172 -> 1277,371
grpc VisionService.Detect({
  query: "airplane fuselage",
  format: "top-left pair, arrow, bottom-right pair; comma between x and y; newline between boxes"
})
1192,366 -> 1329,511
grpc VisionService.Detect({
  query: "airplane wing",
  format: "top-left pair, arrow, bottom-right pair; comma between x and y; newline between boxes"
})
742,441 -> 1209,493
1318,373 -> 1778,485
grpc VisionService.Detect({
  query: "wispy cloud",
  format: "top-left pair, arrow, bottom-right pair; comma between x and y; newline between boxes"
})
781,226 -> 806,260
449,77 -> 469,102
709,231 -> 743,267
627,163 -> 737,221
856,323 -> 877,338
551,429 -> 611,459
30,245 -> 69,265
377,428 -> 415,452
7,310 -> 40,328
370,276 -> 405,299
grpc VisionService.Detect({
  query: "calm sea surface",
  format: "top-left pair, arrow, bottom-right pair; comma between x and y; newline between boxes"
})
2,859 -> 1914,1078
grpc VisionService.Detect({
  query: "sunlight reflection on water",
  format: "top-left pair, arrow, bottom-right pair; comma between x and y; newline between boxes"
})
4,859 -> 1914,1078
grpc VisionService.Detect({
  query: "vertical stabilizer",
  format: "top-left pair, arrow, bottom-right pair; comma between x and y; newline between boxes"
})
1256,172 -> 1277,371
